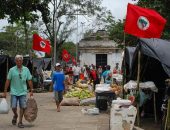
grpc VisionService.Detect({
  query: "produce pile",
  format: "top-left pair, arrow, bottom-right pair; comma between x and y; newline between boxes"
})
110,84 -> 122,95
75,80 -> 90,88
64,87 -> 94,100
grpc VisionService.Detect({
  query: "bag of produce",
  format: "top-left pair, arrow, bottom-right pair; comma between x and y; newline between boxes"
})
24,97 -> 38,122
0,98 -> 9,114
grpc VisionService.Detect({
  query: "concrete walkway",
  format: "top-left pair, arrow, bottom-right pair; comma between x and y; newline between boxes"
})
0,93 -> 110,130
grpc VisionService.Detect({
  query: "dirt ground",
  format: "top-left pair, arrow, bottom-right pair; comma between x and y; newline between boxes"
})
0,92 -> 162,130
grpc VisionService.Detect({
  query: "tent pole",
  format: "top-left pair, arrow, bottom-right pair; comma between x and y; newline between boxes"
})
6,57 -> 9,77
154,92 -> 157,123
136,50 -> 141,126
122,32 -> 126,99
5,57 -> 9,91
164,99 -> 170,130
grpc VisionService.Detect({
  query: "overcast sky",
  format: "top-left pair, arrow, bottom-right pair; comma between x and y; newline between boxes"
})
102,0 -> 138,20
70,0 -> 138,42
0,0 -> 138,42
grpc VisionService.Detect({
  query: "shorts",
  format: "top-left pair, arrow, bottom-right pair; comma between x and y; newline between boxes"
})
54,91 -> 63,103
11,95 -> 27,109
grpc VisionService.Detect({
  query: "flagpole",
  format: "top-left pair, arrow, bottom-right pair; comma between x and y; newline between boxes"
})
122,32 -> 126,99
76,5 -> 79,63
54,0 -> 57,66
136,49 -> 141,126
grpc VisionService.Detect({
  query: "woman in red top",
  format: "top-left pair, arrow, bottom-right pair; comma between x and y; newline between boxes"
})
90,66 -> 99,91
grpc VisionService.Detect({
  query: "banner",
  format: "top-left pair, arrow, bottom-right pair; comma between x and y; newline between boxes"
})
62,49 -> 70,62
32,34 -> 51,54
124,3 -> 166,38
72,56 -> 76,65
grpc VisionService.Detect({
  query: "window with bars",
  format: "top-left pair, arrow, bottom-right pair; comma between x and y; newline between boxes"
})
96,54 -> 107,67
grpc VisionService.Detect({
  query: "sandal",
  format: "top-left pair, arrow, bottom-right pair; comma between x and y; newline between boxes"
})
12,116 -> 18,125
18,122 -> 24,128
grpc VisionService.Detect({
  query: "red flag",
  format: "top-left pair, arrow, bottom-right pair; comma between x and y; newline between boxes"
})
32,34 -> 51,53
72,56 -> 76,65
62,49 -> 70,62
124,3 -> 166,38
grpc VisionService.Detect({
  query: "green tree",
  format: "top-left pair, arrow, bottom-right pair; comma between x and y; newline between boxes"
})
105,0 -> 170,47
137,0 -> 170,39
39,0 -> 109,60
0,0 -> 50,53
1,0 -> 109,59
0,23 -> 38,56
104,13 -> 138,47
58,41 -> 76,60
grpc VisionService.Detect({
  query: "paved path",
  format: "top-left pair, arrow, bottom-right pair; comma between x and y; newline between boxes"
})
0,93 -> 109,130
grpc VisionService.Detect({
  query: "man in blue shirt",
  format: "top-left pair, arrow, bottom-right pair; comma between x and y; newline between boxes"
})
52,63 -> 65,112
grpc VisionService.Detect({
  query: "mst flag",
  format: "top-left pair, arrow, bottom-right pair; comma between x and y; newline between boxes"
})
124,3 -> 166,38
72,56 -> 76,65
62,49 -> 70,62
33,34 -> 51,53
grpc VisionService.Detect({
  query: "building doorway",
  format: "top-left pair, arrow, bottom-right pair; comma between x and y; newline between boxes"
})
96,54 -> 107,67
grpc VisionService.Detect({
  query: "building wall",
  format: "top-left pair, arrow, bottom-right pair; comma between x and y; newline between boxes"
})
79,50 -> 123,71
80,53 -> 95,66
103,52 -> 123,71
111,52 -> 123,71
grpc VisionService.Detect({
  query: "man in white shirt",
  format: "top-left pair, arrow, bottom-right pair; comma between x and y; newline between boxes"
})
72,64 -> 81,84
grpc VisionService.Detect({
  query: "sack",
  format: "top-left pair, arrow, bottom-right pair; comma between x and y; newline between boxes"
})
60,97 -> 80,106
24,97 -> 38,122
80,97 -> 96,106
0,98 -> 9,114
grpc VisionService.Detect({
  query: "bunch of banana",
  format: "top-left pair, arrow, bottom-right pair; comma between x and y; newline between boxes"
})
75,79 -> 89,88
64,88 -> 94,100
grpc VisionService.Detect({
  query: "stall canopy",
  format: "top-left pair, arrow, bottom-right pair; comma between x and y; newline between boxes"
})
124,47 -> 136,80
125,38 -> 170,81
0,56 -> 52,92
124,38 -> 170,116
0,55 -> 9,92
139,38 -> 170,77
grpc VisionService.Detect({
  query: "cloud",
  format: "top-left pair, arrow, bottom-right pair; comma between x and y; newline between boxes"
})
0,0 -> 139,42
102,0 -> 138,20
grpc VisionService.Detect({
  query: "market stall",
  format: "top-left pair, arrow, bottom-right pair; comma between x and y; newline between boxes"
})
110,98 -> 137,130
123,38 -> 170,125
95,83 -> 122,111
124,80 -> 158,123
95,84 -> 115,111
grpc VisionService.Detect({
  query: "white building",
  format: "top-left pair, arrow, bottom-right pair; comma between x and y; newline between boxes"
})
78,30 -> 123,70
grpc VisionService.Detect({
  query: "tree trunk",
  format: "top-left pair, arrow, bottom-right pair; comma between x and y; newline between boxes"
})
24,20 -> 28,53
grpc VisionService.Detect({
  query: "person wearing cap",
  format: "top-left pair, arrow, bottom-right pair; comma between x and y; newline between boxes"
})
52,63 -> 65,112
3,55 -> 33,128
